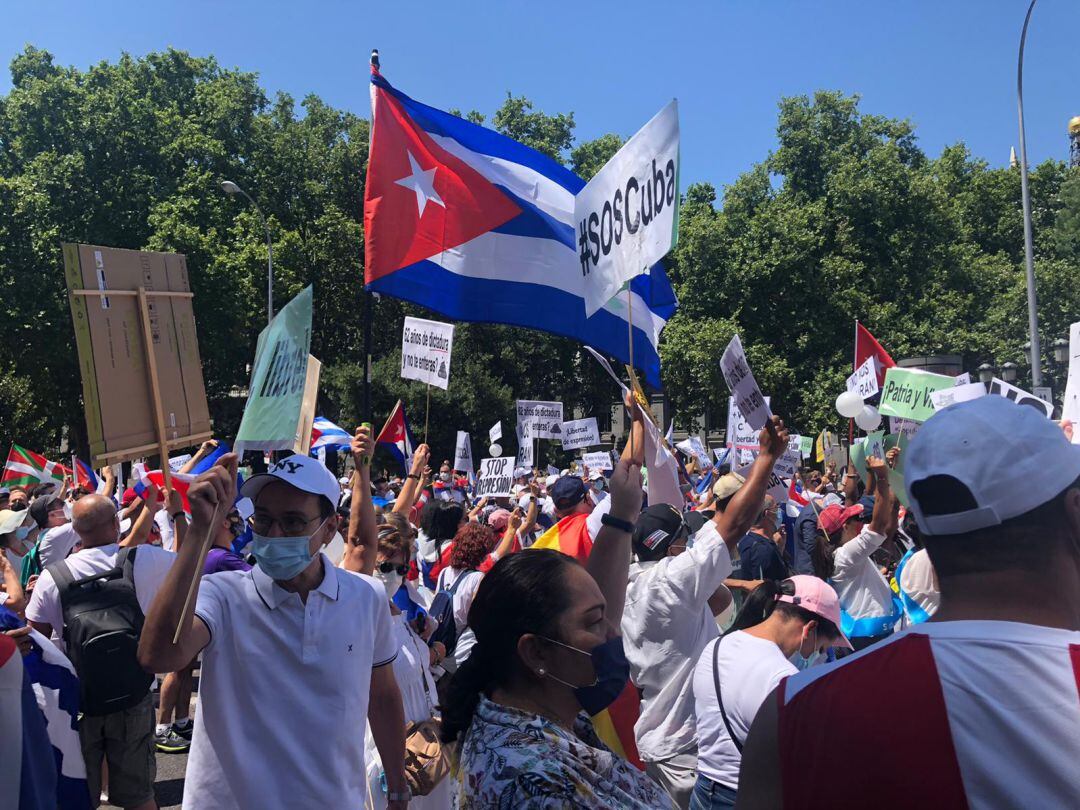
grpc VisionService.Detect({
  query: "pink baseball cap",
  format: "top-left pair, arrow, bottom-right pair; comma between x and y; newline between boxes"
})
488,508 -> 512,532
776,575 -> 853,649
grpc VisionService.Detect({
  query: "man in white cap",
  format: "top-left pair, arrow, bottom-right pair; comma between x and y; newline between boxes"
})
739,397 -> 1080,809
139,452 -> 409,810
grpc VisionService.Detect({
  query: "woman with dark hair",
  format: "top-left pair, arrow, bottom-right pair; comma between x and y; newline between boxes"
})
689,577 -> 850,809
442,459 -> 671,808
419,499 -> 465,589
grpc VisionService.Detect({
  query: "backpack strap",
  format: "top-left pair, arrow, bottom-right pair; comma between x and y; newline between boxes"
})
712,634 -> 744,753
444,569 -> 477,597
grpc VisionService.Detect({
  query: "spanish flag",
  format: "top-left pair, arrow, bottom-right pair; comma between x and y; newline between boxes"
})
529,511 -> 644,770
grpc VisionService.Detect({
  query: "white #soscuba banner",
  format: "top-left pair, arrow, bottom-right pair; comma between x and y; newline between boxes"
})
575,100 -> 679,317
400,316 -> 454,390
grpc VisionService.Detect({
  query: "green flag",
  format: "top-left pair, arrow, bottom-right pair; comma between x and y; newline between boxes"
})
234,286 -> 313,454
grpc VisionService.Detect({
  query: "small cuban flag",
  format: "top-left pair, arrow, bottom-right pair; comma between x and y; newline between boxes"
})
310,417 -> 352,454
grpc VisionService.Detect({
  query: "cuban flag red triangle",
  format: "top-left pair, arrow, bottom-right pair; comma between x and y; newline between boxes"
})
365,75 -> 521,283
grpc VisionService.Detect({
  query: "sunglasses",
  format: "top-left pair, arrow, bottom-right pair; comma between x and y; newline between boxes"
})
377,561 -> 409,576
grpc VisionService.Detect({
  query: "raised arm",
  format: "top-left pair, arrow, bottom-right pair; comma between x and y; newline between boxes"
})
520,487 -> 539,535
620,389 -> 646,466
585,457 -> 642,629
0,553 -> 26,614
139,454 -> 237,674
467,496 -> 490,523
489,507 -> 522,562
714,416 -> 789,550
100,465 -> 117,499
121,487 -> 163,548
392,443 -> 430,515
166,487 -> 187,552
343,425 -> 378,575
178,439 -> 218,475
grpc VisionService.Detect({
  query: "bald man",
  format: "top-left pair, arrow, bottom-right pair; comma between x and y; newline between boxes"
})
27,493 -> 175,810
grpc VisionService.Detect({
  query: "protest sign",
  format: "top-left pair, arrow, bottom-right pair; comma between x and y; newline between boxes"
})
515,422 -> 534,468
878,367 -> 953,422
1061,322 -> 1080,443
736,462 -> 789,504
929,381 -> 986,411
516,400 -> 564,440
726,395 -> 772,453
986,378 -> 1054,418
865,430 -> 885,461
846,356 -> 880,399
560,417 -> 600,451
489,421 -> 502,443
798,435 -> 813,456
400,316 -> 454,390
575,100 -> 679,317
774,435 -> 803,479
849,440 -> 868,484
954,372 -> 972,385
643,416 -> 682,508
234,286 -> 316,454
64,243 -> 212,467
720,334 -> 772,431
168,454 -> 191,473
454,431 -> 474,474
676,436 -> 710,469
475,456 -> 514,498
889,416 -> 921,438
583,451 -> 614,473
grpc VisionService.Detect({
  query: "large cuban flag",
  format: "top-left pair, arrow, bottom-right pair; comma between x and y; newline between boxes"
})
364,62 -> 677,389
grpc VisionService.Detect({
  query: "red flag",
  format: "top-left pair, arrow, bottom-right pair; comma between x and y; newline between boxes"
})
855,322 -> 895,386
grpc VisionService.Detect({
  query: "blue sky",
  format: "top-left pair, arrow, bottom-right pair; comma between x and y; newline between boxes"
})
2,1 -> 1076,193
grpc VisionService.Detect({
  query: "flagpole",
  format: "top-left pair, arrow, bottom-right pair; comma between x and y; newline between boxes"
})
627,285 -> 636,460
424,384 -> 431,445
850,318 -> 858,452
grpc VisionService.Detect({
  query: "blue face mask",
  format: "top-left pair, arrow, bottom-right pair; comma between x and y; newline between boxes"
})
249,520 -> 325,581
540,634 -> 629,716
15,525 -> 32,542
790,628 -> 822,671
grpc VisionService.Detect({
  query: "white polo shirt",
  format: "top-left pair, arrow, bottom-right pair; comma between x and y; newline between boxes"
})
186,553 -> 397,810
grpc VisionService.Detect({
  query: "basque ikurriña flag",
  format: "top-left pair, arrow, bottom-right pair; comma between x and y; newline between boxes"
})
364,63 -> 677,389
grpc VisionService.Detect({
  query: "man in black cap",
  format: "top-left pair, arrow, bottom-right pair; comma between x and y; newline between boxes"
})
621,416 -> 790,809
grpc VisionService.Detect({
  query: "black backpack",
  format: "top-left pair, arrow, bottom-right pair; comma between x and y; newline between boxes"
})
428,569 -> 476,655
48,547 -> 154,716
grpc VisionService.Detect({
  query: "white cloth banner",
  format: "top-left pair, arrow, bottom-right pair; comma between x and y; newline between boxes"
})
583,451 -> 614,473
400,316 -> 454,390
1062,322 -> 1080,443
720,334 -> 772,431
516,400 -> 564,440
454,431 -> 474,474
476,457 -> 514,498
575,100 -> 680,317
489,421 -> 502,443
846,356 -> 880,399
642,415 -> 683,509
560,417 -> 600,451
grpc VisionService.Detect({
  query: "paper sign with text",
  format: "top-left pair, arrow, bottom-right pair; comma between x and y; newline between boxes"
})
583,450 -> 614,473
985,378 -> 1054,418
517,400 -> 564,440
735,462 -> 789,504
454,431 -> 474,474
726,395 -> 772,452
400,316 -> 454,391
515,422 -> 534,468
489,421 -> 502,444
560,417 -> 600,451
475,456 -> 514,498
721,334 -> 772,431
846,356 -> 880,399
878,367 -> 953,422
929,381 -> 986,411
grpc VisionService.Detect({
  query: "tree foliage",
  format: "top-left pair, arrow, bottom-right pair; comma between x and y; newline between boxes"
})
1,52 -> 1078,464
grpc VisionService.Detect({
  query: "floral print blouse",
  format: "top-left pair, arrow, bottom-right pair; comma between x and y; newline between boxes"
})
457,695 -> 673,809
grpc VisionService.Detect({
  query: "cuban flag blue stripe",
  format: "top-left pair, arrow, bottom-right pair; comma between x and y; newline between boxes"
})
489,186 -> 575,246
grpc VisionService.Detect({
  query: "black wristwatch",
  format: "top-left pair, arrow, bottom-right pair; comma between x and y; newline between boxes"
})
600,513 -> 634,533
406,473 -> 420,480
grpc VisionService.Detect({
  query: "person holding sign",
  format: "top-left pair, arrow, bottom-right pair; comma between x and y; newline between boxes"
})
138,452 -> 411,810
620,414 -> 790,809
810,453 -> 902,651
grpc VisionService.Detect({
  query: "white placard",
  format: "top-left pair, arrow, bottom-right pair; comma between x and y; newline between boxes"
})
516,400 -> 564,440
986,378 -> 1054,418
560,417 -> 600,451
400,316 -> 454,390
515,422 -> 534,468
475,457 -> 514,498
454,431 -> 474,474
889,416 -> 921,438
774,435 -> 804,479
168,454 -> 192,473
846,356 -> 880,399
726,395 -> 772,452
575,100 -> 680,317
720,334 -> 772,431
929,381 -> 987,411
1061,322 -> 1080,443
489,421 -> 502,443
954,372 -> 972,386
582,451 -> 614,473
735,462 -> 789,504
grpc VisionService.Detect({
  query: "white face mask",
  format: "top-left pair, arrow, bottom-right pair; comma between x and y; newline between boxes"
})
374,567 -> 403,597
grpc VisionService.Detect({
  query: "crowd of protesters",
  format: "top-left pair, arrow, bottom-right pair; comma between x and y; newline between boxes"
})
2,392 -> 1078,809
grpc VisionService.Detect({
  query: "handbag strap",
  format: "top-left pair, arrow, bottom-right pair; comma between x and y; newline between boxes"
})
712,634 -> 744,754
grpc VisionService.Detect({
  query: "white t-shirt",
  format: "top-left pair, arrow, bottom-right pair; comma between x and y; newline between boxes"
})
436,565 -> 483,666
832,527 -> 894,620
25,542 -> 176,652
621,517 -> 734,762
693,631 -> 796,788
186,555 -> 397,810
899,548 -> 940,618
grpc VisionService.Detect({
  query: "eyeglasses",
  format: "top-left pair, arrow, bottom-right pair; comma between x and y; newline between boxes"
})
377,561 -> 409,576
247,513 -> 324,536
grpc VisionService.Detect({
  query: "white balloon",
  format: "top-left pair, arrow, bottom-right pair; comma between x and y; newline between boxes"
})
488,443 -> 502,457
854,404 -> 882,431
836,390 -> 864,418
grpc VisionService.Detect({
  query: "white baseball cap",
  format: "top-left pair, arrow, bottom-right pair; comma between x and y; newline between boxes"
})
0,509 -> 28,535
906,396 -> 1080,535
240,454 -> 341,509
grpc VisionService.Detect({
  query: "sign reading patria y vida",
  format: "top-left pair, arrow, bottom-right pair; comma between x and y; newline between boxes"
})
401,316 -> 454,390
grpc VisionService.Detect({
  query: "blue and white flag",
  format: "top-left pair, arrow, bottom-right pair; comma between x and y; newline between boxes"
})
310,417 -> 352,453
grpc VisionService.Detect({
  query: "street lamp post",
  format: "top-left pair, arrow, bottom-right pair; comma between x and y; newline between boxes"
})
1017,0 -> 1042,388
221,180 -> 274,326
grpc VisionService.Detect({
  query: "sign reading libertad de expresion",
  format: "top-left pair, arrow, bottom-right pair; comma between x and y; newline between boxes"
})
400,316 -> 454,390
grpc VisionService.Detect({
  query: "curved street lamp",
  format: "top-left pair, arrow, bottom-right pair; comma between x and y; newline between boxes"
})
1016,0 -> 1042,387
221,180 -> 274,326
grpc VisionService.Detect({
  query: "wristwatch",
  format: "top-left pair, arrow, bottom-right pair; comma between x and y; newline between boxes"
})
387,788 -> 412,802
406,473 -> 420,480
600,513 -> 634,533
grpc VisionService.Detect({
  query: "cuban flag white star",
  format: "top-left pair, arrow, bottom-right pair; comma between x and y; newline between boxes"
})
394,150 -> 445,217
